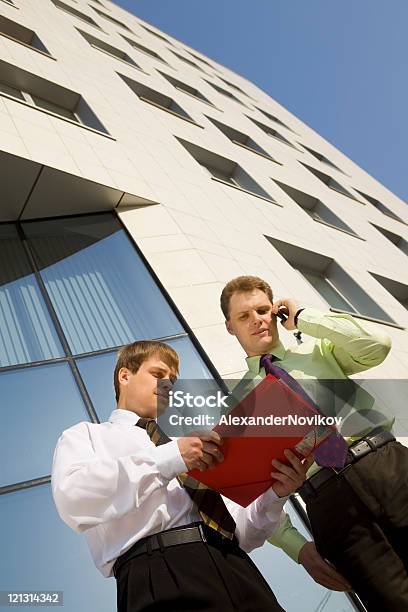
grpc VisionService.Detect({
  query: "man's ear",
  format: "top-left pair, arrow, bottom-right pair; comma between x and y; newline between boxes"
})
118,367 -> 130,386
225,319 -> 235,336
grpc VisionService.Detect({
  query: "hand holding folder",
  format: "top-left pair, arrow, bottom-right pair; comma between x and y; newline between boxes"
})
188,374 -> 335,506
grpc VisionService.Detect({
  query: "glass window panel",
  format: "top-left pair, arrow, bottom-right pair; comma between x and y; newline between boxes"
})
250,501 -> 357,611
76,350 -> 118,423
23,214 -> 183,355
0,362 -> 90,487
167,336 -> 213,379
30,95 -> 78,122
0,224 -> 64,367
202,164 -> 236,185
300,269 -> 357,313
0,483 -> 115,611
76,336 -> 213,422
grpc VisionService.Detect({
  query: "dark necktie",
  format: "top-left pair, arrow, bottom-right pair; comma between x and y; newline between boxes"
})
260,354 -> 348,468
136,417 -> 236,540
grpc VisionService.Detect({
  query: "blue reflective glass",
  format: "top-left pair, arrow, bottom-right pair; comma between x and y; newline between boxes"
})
0,362 -> 90,486
0,224 -> 63,367
168,336 -> 214,379
0,483 -> 115,611
76,351 -> 118,423
76,336 -> 213,422
22,214 -> 183,355
250,501 -> 356,611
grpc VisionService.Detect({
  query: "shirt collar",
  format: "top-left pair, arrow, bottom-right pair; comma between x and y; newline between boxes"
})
108,408 -> 141,426
245,339 -> 286,374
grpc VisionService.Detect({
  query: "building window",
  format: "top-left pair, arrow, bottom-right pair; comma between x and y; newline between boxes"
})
0,80 -> 25,100
218,76 -> 244,92
30,95 -> 78,121
371,223 -> 408,256
121,35 -> 168,63
302,163 -> 358,200
21,214 -> 185,356
355,188 -> 407,224
248,116 -> 297,147
208,117 -> 280,163
118,74 -> 196,124
274,180 -> 361,238
140,24 -> 170,43
297,267 -> 358,313
265,236 -> 396,324
170,50 -> 205,71
0,59 -> 109,133
0,15 -> 51,56
205,80 -> 244,105
217,76 -> 253,100
91,7 -> 133,32
177,138 -> 280,205
254,107 -> 294,131
186,50 -> 214,68
300,144 -> 346,174
0,482 -> 117,610
0,224 -> 64,368
77,29 -> 141,69
370,273 -> 408,310
158,71 -> 213,105
0,363 -> 90,486
51,0 -> 102,30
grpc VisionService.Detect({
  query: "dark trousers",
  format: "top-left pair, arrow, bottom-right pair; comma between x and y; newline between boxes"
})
115,526 -> 284,612
306,440 -> 408,612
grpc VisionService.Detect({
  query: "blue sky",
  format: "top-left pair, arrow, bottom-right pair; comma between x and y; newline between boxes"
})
115,0 -> 408,204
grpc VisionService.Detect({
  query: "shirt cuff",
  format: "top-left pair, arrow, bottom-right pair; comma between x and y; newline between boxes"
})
257,486 -> 289,521
296,307 -> 327,336
154,440 -> 187,480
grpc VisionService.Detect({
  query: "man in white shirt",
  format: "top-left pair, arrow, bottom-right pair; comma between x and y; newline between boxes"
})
52,339 -> 312,612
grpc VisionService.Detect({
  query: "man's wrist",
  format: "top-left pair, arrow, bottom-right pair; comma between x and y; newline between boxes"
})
294,308 -> 305,328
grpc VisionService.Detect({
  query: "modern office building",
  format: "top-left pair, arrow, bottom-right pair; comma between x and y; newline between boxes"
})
1,0 -> 407,610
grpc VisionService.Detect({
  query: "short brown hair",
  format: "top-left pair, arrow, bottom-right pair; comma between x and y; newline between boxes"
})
220,276 -> 273,319
113,340 -> 179,402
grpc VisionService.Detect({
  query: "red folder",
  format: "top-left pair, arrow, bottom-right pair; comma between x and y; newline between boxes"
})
188,374 -> 334,507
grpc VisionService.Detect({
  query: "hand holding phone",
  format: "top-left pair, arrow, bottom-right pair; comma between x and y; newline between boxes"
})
275,306 -> 289,324
272,299 -> 299,330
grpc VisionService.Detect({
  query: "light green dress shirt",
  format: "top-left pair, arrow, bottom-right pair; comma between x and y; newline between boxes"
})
241,307 -> 393,563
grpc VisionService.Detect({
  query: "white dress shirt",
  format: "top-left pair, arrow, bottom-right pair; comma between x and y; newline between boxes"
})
51,408 -> 288,578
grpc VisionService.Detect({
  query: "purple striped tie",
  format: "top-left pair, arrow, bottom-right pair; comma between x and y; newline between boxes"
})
260,354 -> 348,468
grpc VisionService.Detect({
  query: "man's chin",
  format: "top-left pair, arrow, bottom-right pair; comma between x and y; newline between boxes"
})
252,336 -> 274,355
156,400 -> 169,416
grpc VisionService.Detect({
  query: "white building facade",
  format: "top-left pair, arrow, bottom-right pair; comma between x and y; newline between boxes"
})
0,0 -> 407,610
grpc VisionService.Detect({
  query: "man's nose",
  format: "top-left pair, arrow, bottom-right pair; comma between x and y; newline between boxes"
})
249,311 -> 263,326
158,379 -> 173,394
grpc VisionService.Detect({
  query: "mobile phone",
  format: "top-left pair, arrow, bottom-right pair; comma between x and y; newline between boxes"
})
275,306 -> 289,324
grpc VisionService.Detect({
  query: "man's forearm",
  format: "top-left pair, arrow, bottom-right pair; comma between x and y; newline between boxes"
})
296,308 -> 391,375
267,511 -> 308,563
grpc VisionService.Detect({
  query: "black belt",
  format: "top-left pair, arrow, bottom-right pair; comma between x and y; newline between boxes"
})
298,430 -> 395,504
113,522 -> 239,579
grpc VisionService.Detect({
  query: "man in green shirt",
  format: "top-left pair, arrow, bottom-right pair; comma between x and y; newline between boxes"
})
220,275 -> 408,611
